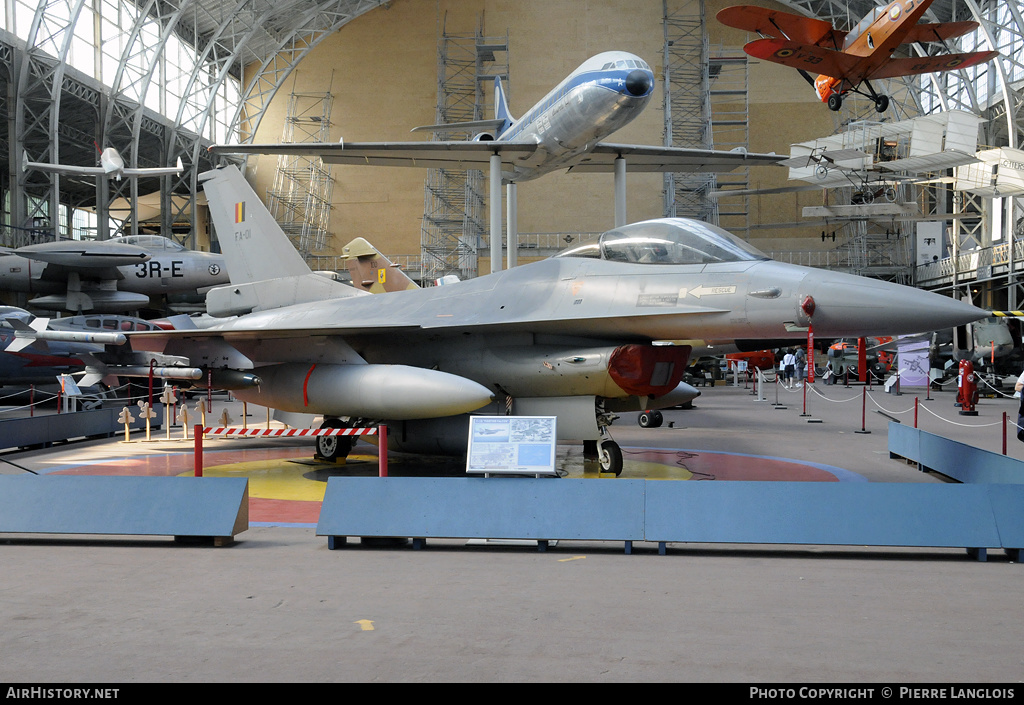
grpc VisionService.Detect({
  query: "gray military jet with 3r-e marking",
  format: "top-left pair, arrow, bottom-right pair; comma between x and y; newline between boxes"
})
112,165 -> 986,475
0,235 -> 229,313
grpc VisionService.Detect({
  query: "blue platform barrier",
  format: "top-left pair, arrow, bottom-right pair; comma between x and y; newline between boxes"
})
0,406 -> 162,452
316,476 -> 1024,560
0,476 -> 248,545
317,477 -> 645,552
888,422 -> 1024,484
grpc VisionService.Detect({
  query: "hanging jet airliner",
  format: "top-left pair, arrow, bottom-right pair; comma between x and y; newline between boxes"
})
717,1 -> 998,113
23,147 -> 183,181
208,51 -> 782,271
104,165 -> 986,476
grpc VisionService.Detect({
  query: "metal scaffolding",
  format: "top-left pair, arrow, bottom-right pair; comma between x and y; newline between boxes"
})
708,49 -> 750,234
420,22 -> 508,283
265,90 -> 335,258
662,0 -> 716,224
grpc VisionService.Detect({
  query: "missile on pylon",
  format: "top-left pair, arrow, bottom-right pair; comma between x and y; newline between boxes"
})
105,365 -> 204,380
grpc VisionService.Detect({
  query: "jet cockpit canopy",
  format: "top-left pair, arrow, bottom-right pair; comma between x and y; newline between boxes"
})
109,235 -> 186,253
556,218 -> 768,265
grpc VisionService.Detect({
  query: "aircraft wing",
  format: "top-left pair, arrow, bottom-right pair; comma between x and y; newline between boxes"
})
24,160 -> 106,177
210,141 -> 539,171
410,119 -> 509,135
121,156 -> 184,177
777,149 -> 870,169
566,144 -> 783,173
717,5 -> 846,48
741,38 -> 862,79
211,141 -> 781,174
867,51 -> 1000,80
902,22 -> 979,45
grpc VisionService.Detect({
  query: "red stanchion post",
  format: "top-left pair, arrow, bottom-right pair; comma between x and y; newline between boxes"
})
194,424 -> 203,477
378,424 -> 388,477
914,397 -> 919,428
855,387 -> 871,434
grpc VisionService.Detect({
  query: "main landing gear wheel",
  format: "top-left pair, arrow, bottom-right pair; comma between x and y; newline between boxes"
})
638,410 -> 663,428
315,419 -> 355,462
874,95 -> 890,113
827,93 -> 843,111
598,440 -> 623,477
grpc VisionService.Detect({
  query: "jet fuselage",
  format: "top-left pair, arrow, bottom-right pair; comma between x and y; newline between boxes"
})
496,51 -> 655,181
0,235 -> 228,312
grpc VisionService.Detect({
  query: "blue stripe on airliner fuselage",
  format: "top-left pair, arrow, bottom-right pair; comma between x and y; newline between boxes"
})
499,68 -> 654,142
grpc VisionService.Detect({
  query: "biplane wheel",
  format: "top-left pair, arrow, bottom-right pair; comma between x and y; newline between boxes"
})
598,440 -> 623,476
874,95 -> 890,113
827,93 -> 843,111
884,187 -> 898,203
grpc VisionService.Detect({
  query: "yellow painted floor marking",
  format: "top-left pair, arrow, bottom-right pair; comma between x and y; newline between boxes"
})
181,453 -> 379,502
558,556 -> 587,562
355,620 -> 375,631
583,459 -> 693,480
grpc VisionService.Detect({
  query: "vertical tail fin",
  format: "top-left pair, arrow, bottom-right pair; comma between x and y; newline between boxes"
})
493,76 -> 513,136
200,165 -> 360,316
341,238 -> 419,293
200,165 -> 311,284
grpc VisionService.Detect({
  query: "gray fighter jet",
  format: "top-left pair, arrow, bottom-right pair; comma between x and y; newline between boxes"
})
0,235 -> 228,313
113,165 -> 986,475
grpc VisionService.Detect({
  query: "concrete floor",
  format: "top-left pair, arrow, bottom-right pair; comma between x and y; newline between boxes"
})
1,381 -> 1023,682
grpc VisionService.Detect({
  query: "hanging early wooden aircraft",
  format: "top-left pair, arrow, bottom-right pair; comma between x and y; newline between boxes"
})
717,1 -> 998,112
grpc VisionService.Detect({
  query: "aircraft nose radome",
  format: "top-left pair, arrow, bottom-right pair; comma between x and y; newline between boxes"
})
803,274 -> 987,337
625,69 -> 652,97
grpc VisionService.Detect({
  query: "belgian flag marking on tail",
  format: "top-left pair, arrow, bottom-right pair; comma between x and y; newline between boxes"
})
234,201 -> 245,223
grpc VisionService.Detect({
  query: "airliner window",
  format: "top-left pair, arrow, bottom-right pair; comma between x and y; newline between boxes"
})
595,219 -> 768,264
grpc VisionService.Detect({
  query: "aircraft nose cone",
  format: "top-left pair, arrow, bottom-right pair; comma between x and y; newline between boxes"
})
801,271 -> 987,337
625,69 -> 652,97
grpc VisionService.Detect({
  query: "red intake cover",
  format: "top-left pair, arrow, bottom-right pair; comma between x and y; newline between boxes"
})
608,344 -> 692,397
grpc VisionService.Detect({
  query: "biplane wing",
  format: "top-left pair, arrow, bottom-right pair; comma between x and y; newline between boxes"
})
901,21 -> 980,44
716,5 -> 846,48
741,38 -> 862,79
868,50 -> 1000,80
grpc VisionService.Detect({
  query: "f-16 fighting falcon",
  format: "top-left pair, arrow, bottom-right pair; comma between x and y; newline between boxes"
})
107,165 -> 986,475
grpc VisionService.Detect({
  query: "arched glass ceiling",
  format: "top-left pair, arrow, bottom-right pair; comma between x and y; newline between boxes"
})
773,1 -> 1024,147
0,0 -> 387,246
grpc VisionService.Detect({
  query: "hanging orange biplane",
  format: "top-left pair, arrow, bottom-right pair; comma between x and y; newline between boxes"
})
717,1 -> 998,112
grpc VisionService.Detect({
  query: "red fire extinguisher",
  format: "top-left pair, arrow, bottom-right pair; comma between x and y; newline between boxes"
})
957,359 -> 979,416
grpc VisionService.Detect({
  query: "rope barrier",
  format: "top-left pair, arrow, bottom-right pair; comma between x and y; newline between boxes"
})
758,378 -> 1021,434
864,391 -> 914,416
915,401 -> 1003,428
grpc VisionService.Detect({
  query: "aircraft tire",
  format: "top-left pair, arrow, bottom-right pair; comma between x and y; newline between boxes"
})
315,419 -> 355,462
638,410 -> 663,428
598,440 -> 623,476
827,94 -> 842,111
875,95 -> 890,113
